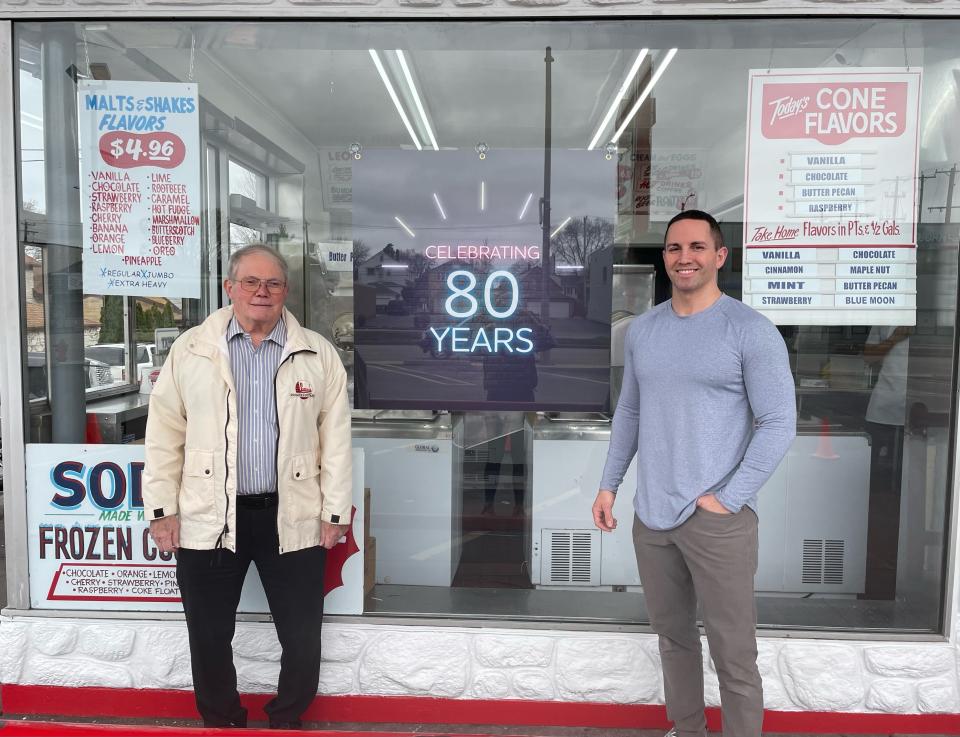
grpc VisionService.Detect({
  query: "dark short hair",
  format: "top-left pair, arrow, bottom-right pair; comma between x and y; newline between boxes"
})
664,209 -> 724,250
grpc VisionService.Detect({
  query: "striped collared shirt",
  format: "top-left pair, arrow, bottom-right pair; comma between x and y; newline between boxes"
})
226,315 -> 287,495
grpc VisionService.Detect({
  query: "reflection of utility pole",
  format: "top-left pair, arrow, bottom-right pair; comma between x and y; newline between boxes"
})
886,176 -> 905,222
927,165 -> 959,224
44,29 -> 86,442
582,215 -> 589,305
539,46 -> 553,328
916,169 -> 936,224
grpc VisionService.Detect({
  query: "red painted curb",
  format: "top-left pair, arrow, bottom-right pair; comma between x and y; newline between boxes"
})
0,721 -> 511,737
3,685 -> 960,734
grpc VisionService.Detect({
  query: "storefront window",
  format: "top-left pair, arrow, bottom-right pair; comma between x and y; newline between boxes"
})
14,19 -> 959,632
228,158 -> 268,249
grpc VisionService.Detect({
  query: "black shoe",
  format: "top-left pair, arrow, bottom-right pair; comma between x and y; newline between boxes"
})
203,718 -> 247,728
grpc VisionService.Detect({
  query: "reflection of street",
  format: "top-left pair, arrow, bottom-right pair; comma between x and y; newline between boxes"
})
360,343 -> 609,408
357,313 -> 611,409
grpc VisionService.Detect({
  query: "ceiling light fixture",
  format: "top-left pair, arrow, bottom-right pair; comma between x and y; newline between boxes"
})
587,49 -> 648,151
551,216 -> 572,239
611,48 -> 678,145
369,49 -> 422,151
396,50 -> 439,151
394,216 -> 416,238
518,193 -> 534,221
433,193 -> 447,220
480,181 -> 486,212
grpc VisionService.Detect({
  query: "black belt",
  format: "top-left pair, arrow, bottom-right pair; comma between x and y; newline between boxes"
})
236,492 -> 279,509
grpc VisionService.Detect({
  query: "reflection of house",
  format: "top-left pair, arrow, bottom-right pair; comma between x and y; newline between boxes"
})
23,253 -> 101,351
24,253 -> 47,351
415,259 -> 475,314
356,247 -> 410,288
23,251 -> 184,350
586,245 -> 613,323
134,296 -> 184,324
372,281 -> 404,310
516,265 -> 576,318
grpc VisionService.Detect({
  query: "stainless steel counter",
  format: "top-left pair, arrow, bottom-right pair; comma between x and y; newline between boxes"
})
531,412 -> 612,441
351,410 -> 453,440
87,392 -> 151,422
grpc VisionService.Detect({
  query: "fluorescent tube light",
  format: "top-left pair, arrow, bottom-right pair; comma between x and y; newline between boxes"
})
394,216 -> 416,237
480,181 -> 486,212
370,49 -> 422,151
587,49 -> 648,151
519,193 -> 534,221
397,50 -> 439,151
551,216 -> 572,238
433,193 -> 447,220
612,48 -> 678,145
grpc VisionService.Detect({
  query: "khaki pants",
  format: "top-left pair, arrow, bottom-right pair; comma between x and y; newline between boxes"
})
633,508 -> 762,737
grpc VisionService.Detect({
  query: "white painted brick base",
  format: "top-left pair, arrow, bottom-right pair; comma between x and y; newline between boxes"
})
1,616 -> 958,714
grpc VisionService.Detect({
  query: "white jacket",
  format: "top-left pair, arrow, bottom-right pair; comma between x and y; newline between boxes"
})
143,306 -> 352,553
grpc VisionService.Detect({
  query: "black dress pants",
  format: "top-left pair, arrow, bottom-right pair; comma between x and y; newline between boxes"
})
176,495 -> 327,728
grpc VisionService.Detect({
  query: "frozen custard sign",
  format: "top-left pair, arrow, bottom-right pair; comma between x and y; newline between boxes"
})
26,445 -> 366,613
27,444 -> 182,611
743,68 -> 921,326
79,80 -> 202,298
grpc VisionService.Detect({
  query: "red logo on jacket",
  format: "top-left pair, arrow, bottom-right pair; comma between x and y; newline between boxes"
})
292,381 -> 314,399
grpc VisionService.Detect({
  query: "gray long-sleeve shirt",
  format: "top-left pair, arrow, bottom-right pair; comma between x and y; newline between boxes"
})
600,295 -> 797,530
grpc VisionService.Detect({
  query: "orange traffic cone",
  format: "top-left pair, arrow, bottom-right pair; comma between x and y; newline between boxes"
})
85,413 -> 102,444
813,416 -> 839,460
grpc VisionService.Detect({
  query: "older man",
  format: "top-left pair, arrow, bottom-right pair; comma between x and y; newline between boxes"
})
144,244 -> 352,729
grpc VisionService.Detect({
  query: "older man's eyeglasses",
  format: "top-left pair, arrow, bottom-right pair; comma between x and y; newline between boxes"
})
236,277 -> 286,294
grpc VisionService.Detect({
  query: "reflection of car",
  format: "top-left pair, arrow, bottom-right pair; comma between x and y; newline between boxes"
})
384,299 -> 409,316
523,312 -> 557,352
414,311 -> 442,329
85,343 -> 156,382
417,315 -> 470,358
418,327 -> 451,358
27,352 -> 114,400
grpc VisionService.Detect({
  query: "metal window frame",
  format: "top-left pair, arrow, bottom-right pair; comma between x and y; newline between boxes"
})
1,19 -> 30,610
0,15 -> 956,645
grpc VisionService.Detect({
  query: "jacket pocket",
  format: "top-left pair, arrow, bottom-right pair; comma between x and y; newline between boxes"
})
287,450 -> 322,521
178,449 -> 218,523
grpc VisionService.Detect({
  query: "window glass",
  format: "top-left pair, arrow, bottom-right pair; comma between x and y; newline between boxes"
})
228,159 -> 268,252
14,19 -> 959,632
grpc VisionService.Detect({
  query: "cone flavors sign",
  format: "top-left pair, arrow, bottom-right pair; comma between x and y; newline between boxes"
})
743,68 -> 921,326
